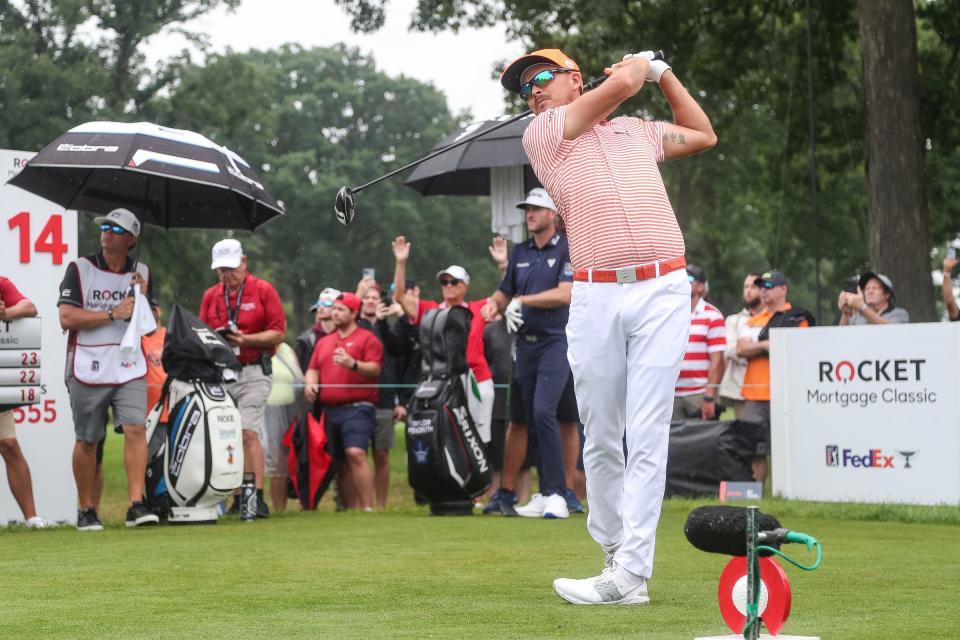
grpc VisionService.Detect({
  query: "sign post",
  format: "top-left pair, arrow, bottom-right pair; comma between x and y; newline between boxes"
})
1,149 -> 78,525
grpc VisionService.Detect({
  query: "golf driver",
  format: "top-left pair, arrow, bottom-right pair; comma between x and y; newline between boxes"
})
334,51 -> 665,226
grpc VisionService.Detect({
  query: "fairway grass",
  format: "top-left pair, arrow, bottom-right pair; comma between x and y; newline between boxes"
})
2,432 -> 958,638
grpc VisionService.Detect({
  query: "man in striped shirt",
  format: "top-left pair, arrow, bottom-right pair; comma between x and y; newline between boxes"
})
501,48 -> 716,605
673,264 -> 726,421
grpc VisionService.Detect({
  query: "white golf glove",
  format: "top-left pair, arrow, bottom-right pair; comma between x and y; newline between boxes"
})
623,51 -> 671,83
504,297 -> 524,334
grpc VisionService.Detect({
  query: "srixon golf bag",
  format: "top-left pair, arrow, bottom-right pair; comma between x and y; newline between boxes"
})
406,306 -> 491,515
144,305 -> 244,515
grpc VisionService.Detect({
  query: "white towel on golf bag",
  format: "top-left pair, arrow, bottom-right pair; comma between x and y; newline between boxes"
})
120,284 -> 156,362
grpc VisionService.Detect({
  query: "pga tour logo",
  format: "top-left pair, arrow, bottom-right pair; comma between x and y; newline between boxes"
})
825,445 -> 918,469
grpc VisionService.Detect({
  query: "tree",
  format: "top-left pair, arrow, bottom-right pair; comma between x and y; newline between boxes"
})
858,0 -> 934,321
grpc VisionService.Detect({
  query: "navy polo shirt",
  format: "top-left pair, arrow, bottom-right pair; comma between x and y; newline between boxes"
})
498,233 -> 573,337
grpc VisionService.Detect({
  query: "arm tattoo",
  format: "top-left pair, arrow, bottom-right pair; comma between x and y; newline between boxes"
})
663,131 -> 686,145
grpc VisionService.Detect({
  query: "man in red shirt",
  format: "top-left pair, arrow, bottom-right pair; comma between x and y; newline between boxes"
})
199,238 -> 285,518
0,277 -> 47,528
391,236 -> 495,444
304,293 -> 383,511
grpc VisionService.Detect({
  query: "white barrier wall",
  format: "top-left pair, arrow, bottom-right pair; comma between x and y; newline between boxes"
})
0,149 -> 78,524
770,322 -> 960,505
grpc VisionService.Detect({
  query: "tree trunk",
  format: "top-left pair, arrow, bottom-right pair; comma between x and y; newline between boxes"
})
857,0 -> 935,321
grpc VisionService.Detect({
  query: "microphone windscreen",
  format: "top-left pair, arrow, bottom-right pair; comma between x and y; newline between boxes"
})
684,505 -> 782,556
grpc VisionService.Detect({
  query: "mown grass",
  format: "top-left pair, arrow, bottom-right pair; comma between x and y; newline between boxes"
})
2,429 -> 958,639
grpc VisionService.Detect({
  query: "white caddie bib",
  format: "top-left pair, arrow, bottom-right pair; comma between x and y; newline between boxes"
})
71,257 -> 150,385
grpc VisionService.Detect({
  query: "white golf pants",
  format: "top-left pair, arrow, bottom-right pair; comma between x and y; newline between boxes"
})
566,268 -> 690,579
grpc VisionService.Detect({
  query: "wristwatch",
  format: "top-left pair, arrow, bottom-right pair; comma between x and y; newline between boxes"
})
859,303 -> 869,313
352,359 -> 359,371
107,308 -> 114,321
704,396 -> 715,403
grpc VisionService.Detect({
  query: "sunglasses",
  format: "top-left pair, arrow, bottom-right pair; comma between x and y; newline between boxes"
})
519,68 -> 573,100
439,278 -> 462,287
100,223 -> 129,235
759,281 -> 779,289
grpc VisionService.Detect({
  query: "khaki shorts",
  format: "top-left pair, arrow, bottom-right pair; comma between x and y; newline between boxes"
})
0,410 -> 15,440
372,407 -> 396,451
228,365 -> 273,432
66,373 -> 147,442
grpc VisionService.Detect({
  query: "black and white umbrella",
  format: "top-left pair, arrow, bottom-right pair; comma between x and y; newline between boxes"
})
404,115 -> 541,196
7,121 -> 283,230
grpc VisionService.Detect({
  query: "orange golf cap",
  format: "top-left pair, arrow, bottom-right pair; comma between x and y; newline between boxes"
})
500,49 -> 579,94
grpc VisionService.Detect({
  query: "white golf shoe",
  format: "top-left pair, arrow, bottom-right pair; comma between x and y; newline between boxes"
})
553,563 -> 650,605
515,493 -> 570,519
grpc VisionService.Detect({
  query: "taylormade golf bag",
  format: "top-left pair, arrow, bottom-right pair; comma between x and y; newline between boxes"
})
144,305 -> 244,513
406,306 -> 490,514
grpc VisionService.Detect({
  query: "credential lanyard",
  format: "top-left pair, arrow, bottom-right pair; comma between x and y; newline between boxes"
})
224,277 -> 246,327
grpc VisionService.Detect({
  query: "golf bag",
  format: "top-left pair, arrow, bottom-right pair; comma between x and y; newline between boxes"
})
283,410 -> 336,510
665,419 -> 758,498
144,305 -> 244,513
145,379 -> 245,509
406,306 -> 491,514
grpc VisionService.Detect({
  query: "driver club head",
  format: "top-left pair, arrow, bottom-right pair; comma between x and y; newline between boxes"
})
334,186 -> 356,226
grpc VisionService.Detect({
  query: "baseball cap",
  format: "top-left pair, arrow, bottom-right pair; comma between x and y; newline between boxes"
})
500,49 -> 580,94
516,188 -> 557,211
335,292 -> 361,314
686,264 -> 707,283
94,208 -> 141,237
210,238 -> 243,270
436,265 -> 470,285
859,272 -> 895,299
309,287 -> 342,311
755,270 -> 789,288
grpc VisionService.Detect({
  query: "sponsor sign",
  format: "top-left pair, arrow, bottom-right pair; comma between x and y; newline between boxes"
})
0,149 -> 79,524
770,323 -> 960,505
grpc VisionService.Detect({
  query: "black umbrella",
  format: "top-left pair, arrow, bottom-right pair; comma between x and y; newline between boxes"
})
7,121 -> 283,230
404,115 -> 541,196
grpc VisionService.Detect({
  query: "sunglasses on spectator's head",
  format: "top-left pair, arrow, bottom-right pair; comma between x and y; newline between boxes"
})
100,223 -> 129,235
439,278 -> 462,287
519,68 -> 573,100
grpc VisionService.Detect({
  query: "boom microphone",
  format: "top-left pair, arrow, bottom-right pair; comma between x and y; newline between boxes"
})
684,505 -> 783,557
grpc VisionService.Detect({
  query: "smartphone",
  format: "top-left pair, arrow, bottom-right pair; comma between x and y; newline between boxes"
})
362,267 -> 376,280
843,276 -> 860,294
948,246 -> 958,260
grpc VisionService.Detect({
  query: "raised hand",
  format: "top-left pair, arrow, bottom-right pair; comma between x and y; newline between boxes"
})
489,236 -> 508,269
393,236 -> 411,262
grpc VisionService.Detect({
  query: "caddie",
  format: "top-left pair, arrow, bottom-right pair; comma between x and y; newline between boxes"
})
501,48 -> 716,603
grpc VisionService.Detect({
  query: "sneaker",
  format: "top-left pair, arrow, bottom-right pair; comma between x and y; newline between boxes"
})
543,493 -> 569,519
26,516 -> 49,529
515,493 -> 545,518
76,508 -> 103,532
256,497 -> 270,518
125,502 -> 159,528
565,489 -> 585,514
483,489 -> 517,515
553,562 -> 650,605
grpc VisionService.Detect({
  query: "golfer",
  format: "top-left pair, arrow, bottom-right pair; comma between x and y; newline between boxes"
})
500,49 -> 716,604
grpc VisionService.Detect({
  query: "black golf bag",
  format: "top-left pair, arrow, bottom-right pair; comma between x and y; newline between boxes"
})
406,306 -> 491,515
144,305 -> 244,515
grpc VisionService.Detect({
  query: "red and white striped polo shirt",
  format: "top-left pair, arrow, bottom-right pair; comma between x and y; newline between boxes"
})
522,105 -> 685,269
676,298 -> 726,396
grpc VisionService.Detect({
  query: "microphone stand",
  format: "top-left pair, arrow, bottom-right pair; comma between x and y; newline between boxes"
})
744,506 -> 761,640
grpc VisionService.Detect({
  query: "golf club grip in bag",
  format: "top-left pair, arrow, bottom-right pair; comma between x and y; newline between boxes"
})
407,307 -> 490,503
146,378 -> 244,508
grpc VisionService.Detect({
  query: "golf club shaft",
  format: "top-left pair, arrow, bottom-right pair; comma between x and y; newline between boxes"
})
350,51 -> 663,194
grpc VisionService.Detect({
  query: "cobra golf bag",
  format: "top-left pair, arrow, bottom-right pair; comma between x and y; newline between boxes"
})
144,305 -> 244,521
406,306 -> 491,515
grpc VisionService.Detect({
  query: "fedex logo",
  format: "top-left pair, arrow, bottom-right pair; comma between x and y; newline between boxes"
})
825,445 -> 895,469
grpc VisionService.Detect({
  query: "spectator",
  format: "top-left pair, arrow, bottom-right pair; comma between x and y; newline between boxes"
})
719,272 -> 764,419
295,288 -> 340,373
57,208 -> 158,530
481,188 -> 578,519
942,256 -> 959,321
673,265 -> 726,421
737,270 -> 814,483
199,238 -> 285,519
304,293 -> 383,511
392,236 -> 495,444
0,277 -> 47,528
356,279 -> 402,510
263,342 -> 305,513
141,299 -> 168,423
838,272 -> 909,325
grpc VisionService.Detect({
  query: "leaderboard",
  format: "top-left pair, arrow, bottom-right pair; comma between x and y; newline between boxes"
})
0,316 -> 41,409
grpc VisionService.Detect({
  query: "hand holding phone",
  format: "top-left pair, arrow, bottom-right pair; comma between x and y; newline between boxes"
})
362,267 -> 376,281
948,246 -> 957,260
